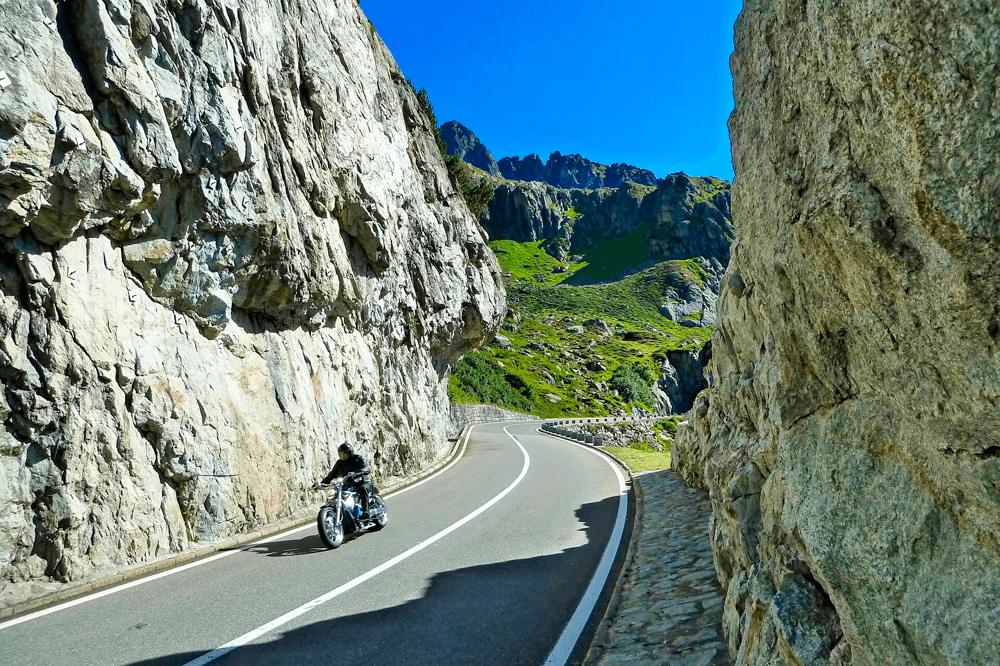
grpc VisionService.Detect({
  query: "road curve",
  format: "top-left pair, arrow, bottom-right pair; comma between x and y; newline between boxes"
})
0,422 -> 631,666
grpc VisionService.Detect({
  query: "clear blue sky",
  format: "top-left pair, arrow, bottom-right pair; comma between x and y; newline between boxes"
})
363,1 -> 743,181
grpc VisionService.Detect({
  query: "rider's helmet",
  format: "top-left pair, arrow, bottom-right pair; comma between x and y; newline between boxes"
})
338,442 -> 354,460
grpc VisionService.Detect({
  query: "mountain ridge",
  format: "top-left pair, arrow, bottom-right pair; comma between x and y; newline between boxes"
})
440,120 -> 663,189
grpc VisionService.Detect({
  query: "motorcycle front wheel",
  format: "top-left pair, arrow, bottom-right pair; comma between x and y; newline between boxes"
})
371,496 -> 388,531
317,506 -> 344,549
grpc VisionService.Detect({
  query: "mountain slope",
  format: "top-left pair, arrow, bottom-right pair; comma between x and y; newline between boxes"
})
482,174 -> 733,278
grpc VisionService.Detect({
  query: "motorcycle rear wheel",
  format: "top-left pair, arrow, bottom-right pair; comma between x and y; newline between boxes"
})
318,506 -> 344,549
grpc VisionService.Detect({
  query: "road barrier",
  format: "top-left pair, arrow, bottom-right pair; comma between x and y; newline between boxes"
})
541,416 -> 667,448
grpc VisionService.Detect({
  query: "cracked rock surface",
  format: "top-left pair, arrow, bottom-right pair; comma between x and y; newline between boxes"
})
0,0 -> 503,600
674,2 -> 1000,665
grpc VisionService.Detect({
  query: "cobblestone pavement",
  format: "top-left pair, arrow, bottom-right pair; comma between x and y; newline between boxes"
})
586,469 -> 731,666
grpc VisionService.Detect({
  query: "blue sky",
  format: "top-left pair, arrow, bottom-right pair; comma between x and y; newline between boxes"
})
363,1 -> 743,181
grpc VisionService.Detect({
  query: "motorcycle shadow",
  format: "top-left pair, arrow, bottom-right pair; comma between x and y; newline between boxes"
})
246,531 -> 366,557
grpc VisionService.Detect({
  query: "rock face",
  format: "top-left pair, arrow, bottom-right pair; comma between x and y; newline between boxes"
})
658,343 -> 710,415
482,174 -> 734,268
661,258 -> 725,328
498,151 -> 659,189
0,0 -> 504,596
674,2 -> 1000,665
439,120 -> 500,176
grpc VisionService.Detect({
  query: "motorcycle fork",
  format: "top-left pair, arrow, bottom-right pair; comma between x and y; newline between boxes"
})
335,486 -> 343,525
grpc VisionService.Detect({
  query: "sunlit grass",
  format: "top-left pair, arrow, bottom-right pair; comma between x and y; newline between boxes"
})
601,446 -> 672,473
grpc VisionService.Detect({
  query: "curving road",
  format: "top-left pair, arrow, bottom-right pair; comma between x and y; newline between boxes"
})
0,422 -> 632,666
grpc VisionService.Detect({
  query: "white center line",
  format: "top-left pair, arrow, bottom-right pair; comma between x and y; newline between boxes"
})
180,427 -> 532,666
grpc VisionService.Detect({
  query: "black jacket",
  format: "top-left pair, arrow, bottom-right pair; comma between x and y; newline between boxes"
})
321,453 -> 371,485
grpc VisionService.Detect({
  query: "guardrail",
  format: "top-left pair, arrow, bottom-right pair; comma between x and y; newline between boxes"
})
538,415 -> 663,447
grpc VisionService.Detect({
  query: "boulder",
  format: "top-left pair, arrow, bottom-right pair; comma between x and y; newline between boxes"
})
583,319 -> 612,336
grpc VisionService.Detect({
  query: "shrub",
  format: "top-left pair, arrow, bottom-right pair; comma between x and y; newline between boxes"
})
444,154 -> 496,220
449,352 -> 534,412
609,362 -> 655,408
410,85 -> 496,219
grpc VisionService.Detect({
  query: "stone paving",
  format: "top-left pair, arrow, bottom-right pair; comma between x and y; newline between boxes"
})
586,469 -> 731,666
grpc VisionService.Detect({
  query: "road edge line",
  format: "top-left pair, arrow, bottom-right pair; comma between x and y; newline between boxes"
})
539,430 -> 631,666
580,451 -> 645,666
0,425 -> 477,627
533,426 -> 647,666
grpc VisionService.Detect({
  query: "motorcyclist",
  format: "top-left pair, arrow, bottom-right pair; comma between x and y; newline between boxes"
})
316,442 -> 372,519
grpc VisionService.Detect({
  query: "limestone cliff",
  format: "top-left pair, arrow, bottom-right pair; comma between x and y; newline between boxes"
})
482,174 -> 734,269
674,2 -> 1000,665
0,0 -> 504,600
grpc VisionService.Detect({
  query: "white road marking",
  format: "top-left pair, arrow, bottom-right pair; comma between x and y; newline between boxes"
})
0,425 -> 477,630
541,435 -> 629,666
180,427 -> 532,666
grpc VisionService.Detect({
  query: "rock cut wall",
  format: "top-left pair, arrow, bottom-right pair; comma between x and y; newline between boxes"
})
0,0 -> 504,598
675,1 -> 1000,665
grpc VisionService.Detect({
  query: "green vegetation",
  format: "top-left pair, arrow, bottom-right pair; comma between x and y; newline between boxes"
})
692,178 -> 728,204
448,351 -> 534,412
628,183 -> 658,199
563,220 -> 656,284
564,206 -> 584,220
447,238 -> 712,418
510,262 -> 712,343
609,363 -> 656,408
491,240 -> 585,286
601,446 -> 671,473
444,155 -> 496,219
598,416 -> 683,472
653,415 -> 683,438
411,84 -> 497,220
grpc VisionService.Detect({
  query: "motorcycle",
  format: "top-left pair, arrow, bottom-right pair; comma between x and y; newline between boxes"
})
314,477 -> 388,549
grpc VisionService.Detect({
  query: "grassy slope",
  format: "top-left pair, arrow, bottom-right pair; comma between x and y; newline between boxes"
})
450,237 -> 713,418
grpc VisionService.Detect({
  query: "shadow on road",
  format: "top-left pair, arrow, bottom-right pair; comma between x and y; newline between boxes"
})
245,531 -> 367,558
125,495 -> 623,666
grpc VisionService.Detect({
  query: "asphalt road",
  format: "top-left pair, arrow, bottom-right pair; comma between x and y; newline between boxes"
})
0,422 -> 631,666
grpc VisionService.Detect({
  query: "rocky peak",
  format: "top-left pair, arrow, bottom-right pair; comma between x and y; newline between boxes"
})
497,153 -> 546,182
439,120 -> 500,176
499,151 -> 660,190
